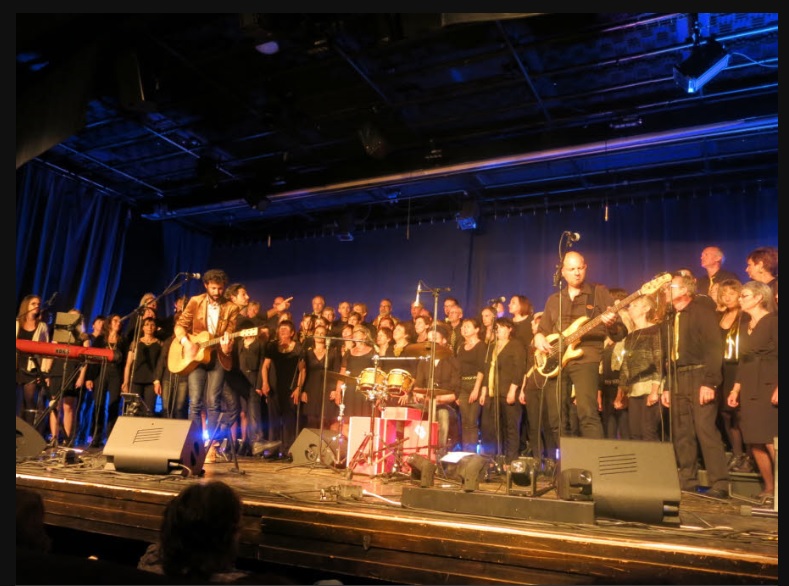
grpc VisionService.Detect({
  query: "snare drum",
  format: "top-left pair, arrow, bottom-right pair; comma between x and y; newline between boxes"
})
358,367 -> 385,391
386,368 -> 414,396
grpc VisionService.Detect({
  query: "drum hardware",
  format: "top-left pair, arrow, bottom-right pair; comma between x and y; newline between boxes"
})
357,367 -> 386,392
345,354 -> 394,479
385,368 -> 415,397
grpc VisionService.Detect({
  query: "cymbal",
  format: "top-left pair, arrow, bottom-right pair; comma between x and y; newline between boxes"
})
402,342 -> 454,360
325,371 -> 358,385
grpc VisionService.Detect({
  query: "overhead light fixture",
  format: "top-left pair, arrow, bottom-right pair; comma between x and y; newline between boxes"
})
255,40 -> 280,55
244,194 -> 271,212
456,201 -> 479,231
673,12 -> 730,96
334,212 -> 355,242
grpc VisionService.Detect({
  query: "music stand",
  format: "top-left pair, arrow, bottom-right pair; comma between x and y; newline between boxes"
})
52,312 -> 80,344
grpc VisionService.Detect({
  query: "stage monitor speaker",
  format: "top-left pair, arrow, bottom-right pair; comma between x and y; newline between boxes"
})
103,416 -> 205,476
289,428 -> 345,467
16,417 -> 46,461
559,437 -> 681,525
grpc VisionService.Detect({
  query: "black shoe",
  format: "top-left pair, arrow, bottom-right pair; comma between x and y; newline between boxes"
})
702,487 -> 729,499
252,440 -> 282,456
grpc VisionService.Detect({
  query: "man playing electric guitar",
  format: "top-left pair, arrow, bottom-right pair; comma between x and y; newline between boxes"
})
532,251 -> 627,441
173,269 -> 239,463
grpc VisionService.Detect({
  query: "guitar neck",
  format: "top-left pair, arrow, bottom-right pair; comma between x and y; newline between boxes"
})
199,331 -> 242,349
562,289 -> 640,347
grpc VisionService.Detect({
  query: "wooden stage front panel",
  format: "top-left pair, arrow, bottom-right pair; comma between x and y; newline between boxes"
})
16,445 -> 778,585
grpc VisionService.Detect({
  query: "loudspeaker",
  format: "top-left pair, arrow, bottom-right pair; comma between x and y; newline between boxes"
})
289,428 -> 345,467
16,417 -> 46,461
559,437 -> 681,525
103,416 -> 205,476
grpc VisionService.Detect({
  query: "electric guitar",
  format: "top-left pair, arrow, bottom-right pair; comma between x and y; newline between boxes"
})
168,327 -> 259,375
533,273 -> 671,378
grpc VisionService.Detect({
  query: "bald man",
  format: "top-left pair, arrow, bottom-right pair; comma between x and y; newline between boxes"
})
697,246 -> 741,298
533,251 -> 627,443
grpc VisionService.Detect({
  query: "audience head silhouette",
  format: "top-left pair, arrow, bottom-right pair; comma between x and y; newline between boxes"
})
159,480 -> 243,581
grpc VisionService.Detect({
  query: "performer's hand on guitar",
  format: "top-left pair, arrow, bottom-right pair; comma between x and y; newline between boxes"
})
600,307 -> 618,327
532,332 -> 552,354
219,331 -> 232,355
182,336 -> 197,361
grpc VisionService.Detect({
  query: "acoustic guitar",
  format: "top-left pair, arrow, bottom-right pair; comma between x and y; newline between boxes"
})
168,327 -> 258,375
533,273 -> 671,378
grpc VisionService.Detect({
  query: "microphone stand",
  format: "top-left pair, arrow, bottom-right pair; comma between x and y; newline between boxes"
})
416,280 -> 452,462
553,232 -> 574,486
121,273 -> 194,413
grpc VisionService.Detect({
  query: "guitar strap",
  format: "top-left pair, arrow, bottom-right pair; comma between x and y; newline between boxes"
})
586,285 -> 597,319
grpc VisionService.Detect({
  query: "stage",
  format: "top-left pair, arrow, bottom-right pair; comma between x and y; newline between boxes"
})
16,430 -> 777,586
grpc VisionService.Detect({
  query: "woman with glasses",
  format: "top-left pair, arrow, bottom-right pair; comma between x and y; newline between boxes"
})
727,281 -> 778,504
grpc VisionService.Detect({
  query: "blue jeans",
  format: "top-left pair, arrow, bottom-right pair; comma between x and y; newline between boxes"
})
187,357 -> 226,442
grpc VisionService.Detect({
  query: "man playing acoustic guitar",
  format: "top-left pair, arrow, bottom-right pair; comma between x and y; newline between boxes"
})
173,269 -> 239,463
532,251 -> 627,441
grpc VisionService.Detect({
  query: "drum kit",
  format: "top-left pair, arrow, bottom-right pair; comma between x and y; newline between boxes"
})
324,342 -> 451,478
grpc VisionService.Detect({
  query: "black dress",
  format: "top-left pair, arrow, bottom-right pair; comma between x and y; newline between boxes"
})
735,312 -> 778,444
302,346 -> 340,426
264,340 -> 305,450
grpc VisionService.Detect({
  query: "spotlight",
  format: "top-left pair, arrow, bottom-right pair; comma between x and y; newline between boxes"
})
506,456 -> 537,496
456,201 -> 479,231
407,454 -> 436,488
673,39 -> 730,94
556,468 -> 593,501
255,40 -> 280,55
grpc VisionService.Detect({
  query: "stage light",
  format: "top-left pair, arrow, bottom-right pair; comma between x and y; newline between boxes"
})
556,467 -> 593,502
673,38 -> 729,94
407,454 -> 436,488
506,456 -> 536,496
456,201 -> 479,231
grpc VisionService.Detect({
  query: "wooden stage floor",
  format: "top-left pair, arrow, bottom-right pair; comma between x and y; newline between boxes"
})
16,440 -> 778,585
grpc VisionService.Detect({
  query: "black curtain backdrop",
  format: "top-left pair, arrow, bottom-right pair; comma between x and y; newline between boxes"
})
17,163 -> 777,324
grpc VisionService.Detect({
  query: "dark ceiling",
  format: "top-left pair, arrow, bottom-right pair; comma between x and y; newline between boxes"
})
17,13 -> 778,244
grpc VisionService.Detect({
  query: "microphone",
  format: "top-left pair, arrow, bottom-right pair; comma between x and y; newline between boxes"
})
184,272 -> 202,280
566,231 -> 581,243
415,282 -> 422,306
488,296 -> 506,305
43,291 -> 58,307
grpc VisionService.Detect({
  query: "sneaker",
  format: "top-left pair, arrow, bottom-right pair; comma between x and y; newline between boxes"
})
252,440 -> 282,457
